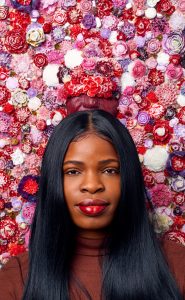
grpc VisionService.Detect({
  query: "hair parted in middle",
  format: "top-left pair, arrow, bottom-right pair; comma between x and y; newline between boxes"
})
23,109 -> 183,300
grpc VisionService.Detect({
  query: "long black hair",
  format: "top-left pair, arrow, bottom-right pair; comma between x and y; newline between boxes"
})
23,110 -> 183,300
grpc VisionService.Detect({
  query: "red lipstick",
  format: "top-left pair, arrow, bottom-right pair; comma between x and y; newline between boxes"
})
77,199 -> 109,216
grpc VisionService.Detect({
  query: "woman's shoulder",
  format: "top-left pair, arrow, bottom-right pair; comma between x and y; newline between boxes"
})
160,238 -> 185,296
0,251 -> 29,300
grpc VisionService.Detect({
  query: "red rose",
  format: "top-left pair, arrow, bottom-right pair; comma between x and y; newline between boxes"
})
171,156 -> 185,172
156,0 -> 175,15
67,8 -> 82,24
9,11 -> 31,30
174,192 -> 185,205
135,17 -> 150,36
53,9 -> 67,25
0,66 -> 9,81
0,6 -> 9,20
3,103 -> 14,114
4,29 -> 28,54
146,91 -> 158,103
43,23 -> 52,33
34,53 -> 48,68
170,55 -> 181,65
97,0 -> 113,18
148,69 -> 165,86
142,168 -> 155,188
153,120 -> 172,144
69,24 -> 82,39
0,86 -> 11,106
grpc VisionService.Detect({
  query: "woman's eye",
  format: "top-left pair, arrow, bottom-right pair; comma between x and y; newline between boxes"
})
104,168 -> 119,174
65,169 -> 80,175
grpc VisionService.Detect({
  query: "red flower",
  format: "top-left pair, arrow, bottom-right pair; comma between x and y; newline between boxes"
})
0,66 -> 9,81
67,8 -> 82,24
146,91 -> 158,103
3,103 -> 15,114
170,55 -> 181,65
4,29 -> 28,54
178,107 -> 185,125
171,156 -> 185,172
0,198 -> 5,210
34,53 -> 48,68
174,193 -> 185,206
135,17 -> 150,36
9,11 -> 31,30
43,23 -> 52,33
148,69 -> 165,86
142,168 -> 155,188
23,179 -> 39,195
97,0 -> 113,18
0,217 -> 18,242
0,6 -> 9,20
8,243 -> 27,256
122,7 -> 134,21
153,120 -> 172,145
156,0 -> 175,15
0,86 -> 11,106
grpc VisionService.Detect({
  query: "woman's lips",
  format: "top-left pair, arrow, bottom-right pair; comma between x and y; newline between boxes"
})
76,199 -> 109,216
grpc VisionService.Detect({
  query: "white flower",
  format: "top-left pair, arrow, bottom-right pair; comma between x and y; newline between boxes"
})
11,149 -> 25,165
169,11 -> 185,31
6,77 -> 19,90
150,207 -> 173,234
28,97 -> 42,111
64,49 -> 83,69
121,72 -> 136,91
0,139 -> 9,148
157,52 -> 170,66
11,88 -> 29,107
177,94 -> 185,107
147,0 -> 159,7
109,31 -> 118,44
43,64 -> 59,87
26,27 -> 45,47
145,7 -> 157,19
143,146 -> 168,172
51,111 -> 63,126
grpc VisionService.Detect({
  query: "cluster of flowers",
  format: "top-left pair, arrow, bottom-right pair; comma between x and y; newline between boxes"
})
0,0 -> 185,265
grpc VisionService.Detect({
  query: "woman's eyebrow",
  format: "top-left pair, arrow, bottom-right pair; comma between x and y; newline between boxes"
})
63,159 -> 119,166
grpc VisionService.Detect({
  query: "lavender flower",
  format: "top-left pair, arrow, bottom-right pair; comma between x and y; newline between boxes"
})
82,14 -> 96,29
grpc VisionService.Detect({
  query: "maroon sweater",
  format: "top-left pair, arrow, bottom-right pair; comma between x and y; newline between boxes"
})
0,237 -> 185,300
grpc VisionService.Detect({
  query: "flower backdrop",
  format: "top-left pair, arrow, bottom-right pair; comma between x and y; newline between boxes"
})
0,0 -> 185,266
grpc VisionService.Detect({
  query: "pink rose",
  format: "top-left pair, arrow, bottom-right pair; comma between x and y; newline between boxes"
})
147,38 -> 161,54
145,57 -> 157,69
112,42 -> 128,57
166,63 -> 183,80
130,60 -> 146,79
123,86 -> 135,96
21,203 -> 36,225
177,0 -> 185,12
82,58 -> 96,71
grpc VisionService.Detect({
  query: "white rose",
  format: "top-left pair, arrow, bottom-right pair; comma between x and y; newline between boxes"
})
157,52 -> 170,66
145,7 -> 157,19
28,97 -> 42,111
143,146 -> 168,172
64,49 -> 83,69
43,64 -> 59,87
177,94 -> 185,107
121,72 -> 136,91
11,149 -> 25,165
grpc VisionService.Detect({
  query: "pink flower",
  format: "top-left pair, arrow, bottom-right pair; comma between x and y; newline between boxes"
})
21,203 -> 36,225
112,42 -> 128,57
177,0 -> 185,13
150,184 -> 173,207
130,60 -> 147,79
82,58 -> 96,71
166,64 -> 183,80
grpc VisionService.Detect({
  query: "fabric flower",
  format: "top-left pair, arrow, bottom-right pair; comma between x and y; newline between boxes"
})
4,29 -> 28,54
18,175 -> 39,202
151,207 -> 173,234
21,202 -> 36,225
128,59 -> 147,79
64,49 -> 83,69
143,146 -> 169,172
170,176 -> 185,192
149,184 -> 172,207
26,23 -> 45,47
166,151 -> 185,178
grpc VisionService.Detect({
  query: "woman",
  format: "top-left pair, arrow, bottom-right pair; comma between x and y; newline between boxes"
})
0,110 -> 184,300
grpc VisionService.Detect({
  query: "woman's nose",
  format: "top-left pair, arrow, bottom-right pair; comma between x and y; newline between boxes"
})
80,172 -> 105,194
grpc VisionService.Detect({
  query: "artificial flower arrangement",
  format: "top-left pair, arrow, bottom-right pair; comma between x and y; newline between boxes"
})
0,0 -> 185,266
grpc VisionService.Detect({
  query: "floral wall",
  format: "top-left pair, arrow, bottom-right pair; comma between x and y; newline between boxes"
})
0,0 -> 185,266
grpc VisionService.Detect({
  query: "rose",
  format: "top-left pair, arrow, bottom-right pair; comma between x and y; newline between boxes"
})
102,15 -> 118,29
143,146 -> 169,172
0,86 -> 11,106
135,17 -> 150,36
79,0 -> 92,13
112,42 -> 128,57
21,203 -> 36,225
53,9 -> 67,25
0,6 -> 9,20
26,24 -> 45,47
166,151 -> 185,177
33,53 -> 48,68
61,0 -> 76,8
177,0 -> 185,12
4,29 -> 28,54
147,38 -> 161,54
163,33 -> 185,55
96,61 -> 114,76
82,13 -> 96,29
142,168 -> 155,188
0,217 -> 17,241
129,60 -> 146,79
11,88 -> 29,107
82,58 -> 96,71
153,121 -> 171,144
166,64 -> 183,80
171,176 -> 185,192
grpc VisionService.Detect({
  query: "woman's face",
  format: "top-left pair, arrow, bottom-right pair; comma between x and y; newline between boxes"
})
63,133 -> 121,238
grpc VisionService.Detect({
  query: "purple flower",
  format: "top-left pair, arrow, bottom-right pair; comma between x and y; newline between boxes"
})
52,27 -> 66,42
100,28 -> 111,39
27,88 -> 38,98
0,51 -> 12,67
82,14 -> 96,29
18,175 -> 39,202
166,151 -> 185,178
120,21 -> 135,39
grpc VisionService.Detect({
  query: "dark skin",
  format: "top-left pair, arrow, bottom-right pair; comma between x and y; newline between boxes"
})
63,133 -> 121,239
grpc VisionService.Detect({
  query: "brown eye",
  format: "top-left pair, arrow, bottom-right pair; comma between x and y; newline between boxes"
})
65,169 -> 80,175
103,168 -> 119,174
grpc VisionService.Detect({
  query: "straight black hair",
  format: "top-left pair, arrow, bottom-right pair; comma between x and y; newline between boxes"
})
22,109 -> 183,300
